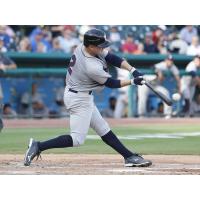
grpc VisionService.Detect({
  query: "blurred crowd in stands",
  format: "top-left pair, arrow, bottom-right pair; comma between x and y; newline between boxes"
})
1,25 -> 200,56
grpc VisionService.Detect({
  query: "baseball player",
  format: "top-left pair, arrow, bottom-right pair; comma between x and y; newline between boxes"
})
0,52 -> 17,132
137,55 -> 181,118
24,28 -> 152,167
181,55 -> 200,115
114,68 -> 130,118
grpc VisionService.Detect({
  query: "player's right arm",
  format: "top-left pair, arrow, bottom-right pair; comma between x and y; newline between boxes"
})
87,60 -> 144,89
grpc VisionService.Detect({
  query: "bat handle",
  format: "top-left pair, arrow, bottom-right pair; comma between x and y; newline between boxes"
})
141,80 -> 146,85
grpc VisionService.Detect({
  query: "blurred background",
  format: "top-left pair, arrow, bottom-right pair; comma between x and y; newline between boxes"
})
0,25 -> 200,119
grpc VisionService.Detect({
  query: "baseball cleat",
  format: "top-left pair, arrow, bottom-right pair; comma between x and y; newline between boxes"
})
124,154 -> 152,167
24,138 -> 41,166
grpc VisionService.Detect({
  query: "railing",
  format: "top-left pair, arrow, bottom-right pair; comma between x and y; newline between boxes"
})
4,52 -> 195,68
2,68 -> 200,76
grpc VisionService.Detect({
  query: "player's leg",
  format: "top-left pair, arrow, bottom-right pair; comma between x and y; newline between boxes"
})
90,105 -> 152,167
181,86 -> 190,115
155,85 -> 172,118
189,86 -> 196,116
137,84 -> 149,117
35,105 -> 93,151
114,94 -> 127,118
24,92 -> 94,166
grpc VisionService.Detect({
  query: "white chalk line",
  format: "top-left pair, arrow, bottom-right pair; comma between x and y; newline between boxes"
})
87,132 -> 200,140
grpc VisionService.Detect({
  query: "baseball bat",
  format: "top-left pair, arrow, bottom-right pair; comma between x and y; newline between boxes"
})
142,80 -> 173,106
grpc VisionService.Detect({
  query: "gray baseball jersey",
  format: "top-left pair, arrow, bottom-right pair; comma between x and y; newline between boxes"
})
154,61 -> 179,85
64,43 -> 111,147
154,61 -> 179,76
66,44 -> 111,92
181,61 -> 198,100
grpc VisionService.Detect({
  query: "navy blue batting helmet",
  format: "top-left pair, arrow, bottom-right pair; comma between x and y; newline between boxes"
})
83,29 -> 111,48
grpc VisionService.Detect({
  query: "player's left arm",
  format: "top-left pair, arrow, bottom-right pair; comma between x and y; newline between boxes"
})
104,52 -> 143,77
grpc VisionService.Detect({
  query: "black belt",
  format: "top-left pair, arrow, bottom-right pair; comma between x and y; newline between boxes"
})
69,88 -> 92,95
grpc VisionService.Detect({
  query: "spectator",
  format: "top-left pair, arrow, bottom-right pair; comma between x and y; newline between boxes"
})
41,26 -> 53,47
180,25 -> 198,45
51,25 -> 76,38
4,26 -> 17,51
29,26 -> 43,40
20,82 -> 48,118
36,42 -> 46,53
109,26 -> 121,43
101,96 -> 117,118
134,42 -> 146,55
3,103 -> 17,118
78,25 -> 94,41
63,25 -> 76,32
121,34 -> 138,54
157,35 -> 168,54
0,26 -> 12,50
18,37 -> 31,52
138,55 -> 181,118
191,93 -> 200,116
168,31 -> 188,54
29,28 -> 51,52
108,26 -> 121,52
0,36 -> 7,52
152,26 -> 166,45
186,36 -> 200,56
181,55 -> 200,116
51,37 -> 64,53
4,26 -> 16,38
58,28 -> 80,53
143,33 -> 159,53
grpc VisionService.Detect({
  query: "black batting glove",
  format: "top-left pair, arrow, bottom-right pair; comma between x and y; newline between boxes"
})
131,69 -> 143,78
131,76 -> 145,86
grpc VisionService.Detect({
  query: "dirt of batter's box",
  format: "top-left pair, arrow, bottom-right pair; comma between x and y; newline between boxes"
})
0,154 -> 200,175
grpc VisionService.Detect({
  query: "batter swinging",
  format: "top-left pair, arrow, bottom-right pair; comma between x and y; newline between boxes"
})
24,28 -> 152,167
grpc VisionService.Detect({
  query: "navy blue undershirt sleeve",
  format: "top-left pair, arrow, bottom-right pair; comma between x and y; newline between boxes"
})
188,71 -> 197,77
105,52 -> 124,68
104,78 -> 121,88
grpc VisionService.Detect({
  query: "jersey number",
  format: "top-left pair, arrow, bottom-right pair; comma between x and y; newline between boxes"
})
68,55 -> 76,75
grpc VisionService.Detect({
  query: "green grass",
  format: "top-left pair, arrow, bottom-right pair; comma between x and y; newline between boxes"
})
0,125 -> 200,155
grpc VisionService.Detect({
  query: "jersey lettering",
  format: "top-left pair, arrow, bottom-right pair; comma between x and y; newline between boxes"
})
68,54 -> 76,75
